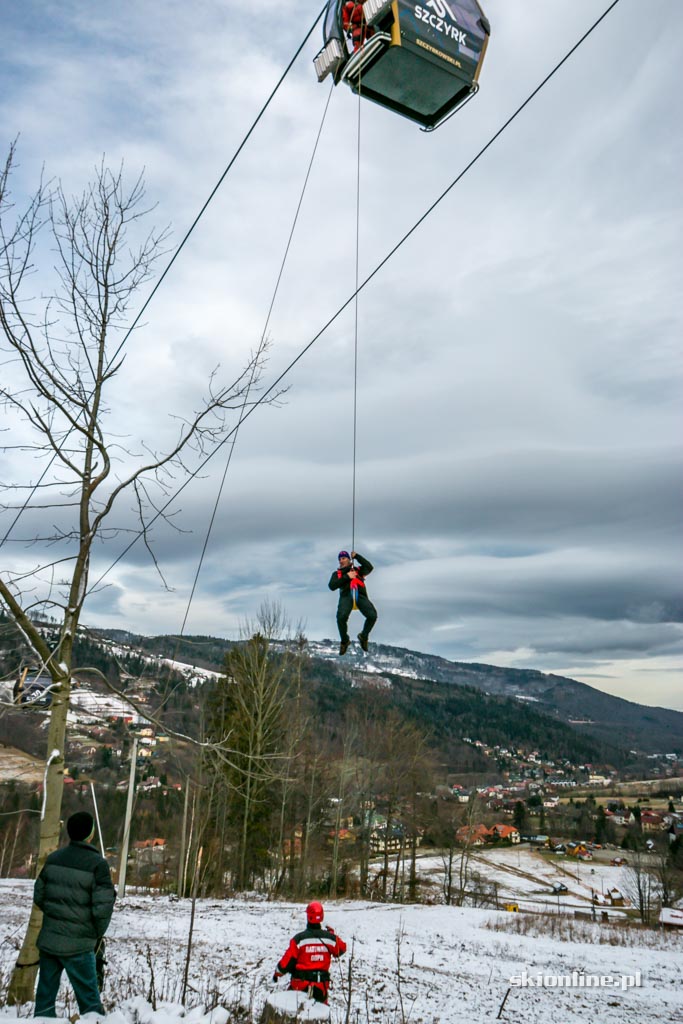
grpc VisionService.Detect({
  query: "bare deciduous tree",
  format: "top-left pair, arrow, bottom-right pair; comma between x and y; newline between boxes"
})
205,602 -> 298,891
0,146 -> 274,1003
622,852 -> 659,925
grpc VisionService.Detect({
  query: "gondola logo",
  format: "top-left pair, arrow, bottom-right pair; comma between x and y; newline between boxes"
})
425,0 -> 458,20
414,1 -> 468,46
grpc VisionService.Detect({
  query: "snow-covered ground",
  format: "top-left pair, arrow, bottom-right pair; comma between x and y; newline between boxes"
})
1,878 -> 681,1023
0,748 -> 44,785
410,845 -> 635,916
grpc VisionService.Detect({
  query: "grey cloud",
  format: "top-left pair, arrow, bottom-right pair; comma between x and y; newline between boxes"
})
1,0 -> 682,708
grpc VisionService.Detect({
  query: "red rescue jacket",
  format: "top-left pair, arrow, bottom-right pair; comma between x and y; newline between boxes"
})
342,1 -> 374,51
276,923 -> 347,1000
328,553 -> 373,601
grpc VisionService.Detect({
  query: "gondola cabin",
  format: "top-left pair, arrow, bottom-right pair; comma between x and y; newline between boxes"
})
314,0 -> 490,130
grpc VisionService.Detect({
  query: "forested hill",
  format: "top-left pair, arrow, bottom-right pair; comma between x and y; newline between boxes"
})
87,629 -> 682,756
299,656 -> 625,769
306,639 -> 683,756
2,616 -> 680,764
68,629 -> 670,766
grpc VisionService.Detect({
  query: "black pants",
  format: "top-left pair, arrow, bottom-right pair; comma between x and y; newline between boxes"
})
337,592 -> 377,642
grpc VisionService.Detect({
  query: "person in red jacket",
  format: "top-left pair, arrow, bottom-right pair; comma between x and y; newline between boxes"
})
273,901 -> 347,1004
342,0 -> 374,52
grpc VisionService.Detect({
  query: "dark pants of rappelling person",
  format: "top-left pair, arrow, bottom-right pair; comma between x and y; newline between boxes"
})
337,592 -> 377,643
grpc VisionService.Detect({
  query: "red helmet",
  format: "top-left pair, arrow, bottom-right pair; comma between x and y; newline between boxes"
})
306,900 -> 324,924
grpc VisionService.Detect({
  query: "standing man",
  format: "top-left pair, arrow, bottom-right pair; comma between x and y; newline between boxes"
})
33,810 -> 116,1017
329,549 -> 377,655
273,901 -> 346,1004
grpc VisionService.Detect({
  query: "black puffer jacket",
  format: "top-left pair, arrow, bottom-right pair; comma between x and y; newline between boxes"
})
34,840 -> 116,956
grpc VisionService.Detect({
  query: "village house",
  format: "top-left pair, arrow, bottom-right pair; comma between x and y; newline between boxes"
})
369,825 -> 421,854
489,824 -> 521,844
455,824 -> 490,847
133,837 -> 167,867
327,827 -> 356,846
659,908 -> 683,929
139,776 -> 162,792
283,827 -> 304,859
455,823 -> 520,847
640,811 -> 667,832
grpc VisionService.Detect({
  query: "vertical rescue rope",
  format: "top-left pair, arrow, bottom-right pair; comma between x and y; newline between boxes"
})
349,28 -> 365,615
351,55 -> 362,562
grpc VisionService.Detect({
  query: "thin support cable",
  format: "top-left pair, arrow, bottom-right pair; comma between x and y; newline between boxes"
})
114,4 -> 327,359
0,3 -> 327,555
87,0 -> 623,595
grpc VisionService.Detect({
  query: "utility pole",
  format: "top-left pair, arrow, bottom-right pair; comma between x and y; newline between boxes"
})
90,781 -> 105,855
118,736 -> 137,896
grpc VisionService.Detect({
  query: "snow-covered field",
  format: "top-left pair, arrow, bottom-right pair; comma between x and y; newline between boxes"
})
0,748 -> 44,785
412,844 -> 636,916
1,877 -> 681,1023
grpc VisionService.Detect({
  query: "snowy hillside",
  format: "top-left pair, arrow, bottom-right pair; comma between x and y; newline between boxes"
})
1,877 -> 681,1024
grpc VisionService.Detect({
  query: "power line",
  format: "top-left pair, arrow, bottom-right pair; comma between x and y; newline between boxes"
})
155,83 -> 336,713
177,82 -> 336,642
87,0 -> 623,594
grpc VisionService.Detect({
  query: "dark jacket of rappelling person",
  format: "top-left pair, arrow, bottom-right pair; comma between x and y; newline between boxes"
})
342,1 -> 374,52
273,901 -> 347,1004
328,550 -> 373,598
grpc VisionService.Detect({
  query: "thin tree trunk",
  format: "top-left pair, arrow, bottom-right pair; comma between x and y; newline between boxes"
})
0,827 -> 10,877
392,838 -> 404,901
8,674 -> 72,1005
382,802 -> 394,900
409,832 -> 417,903
183,786 -> 197,898
178,779 -> 190,897
181,846 -> 203,1005
8,815 -> 24,876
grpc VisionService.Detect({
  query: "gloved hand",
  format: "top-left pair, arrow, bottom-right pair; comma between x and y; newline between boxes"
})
272,972 -> 282,983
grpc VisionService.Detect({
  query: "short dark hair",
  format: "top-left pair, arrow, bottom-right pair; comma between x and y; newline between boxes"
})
67,811 -> 95,842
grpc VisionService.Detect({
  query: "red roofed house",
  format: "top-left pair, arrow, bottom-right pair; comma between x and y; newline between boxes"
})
490,824 -> 521,844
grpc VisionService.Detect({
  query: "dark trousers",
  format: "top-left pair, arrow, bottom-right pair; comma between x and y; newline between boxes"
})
336,592 -> 377,642
35,950 -> 104,1017
290,977 -> 329,1004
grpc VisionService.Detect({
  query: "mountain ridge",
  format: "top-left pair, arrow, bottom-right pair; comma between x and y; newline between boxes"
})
83,627 -> 683,755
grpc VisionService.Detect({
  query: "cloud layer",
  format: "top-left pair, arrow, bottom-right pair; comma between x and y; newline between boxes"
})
1,0 -> 681,709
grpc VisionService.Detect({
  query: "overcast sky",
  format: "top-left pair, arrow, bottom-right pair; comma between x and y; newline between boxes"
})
1,1 -> 682,711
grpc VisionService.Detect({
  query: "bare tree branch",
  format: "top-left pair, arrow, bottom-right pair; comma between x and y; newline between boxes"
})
0,147 -> 280,1003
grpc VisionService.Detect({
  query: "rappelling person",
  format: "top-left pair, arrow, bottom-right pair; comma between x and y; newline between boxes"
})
273,901 -> 347,1004
342,0 -> 374,52
329,549 -> 377,655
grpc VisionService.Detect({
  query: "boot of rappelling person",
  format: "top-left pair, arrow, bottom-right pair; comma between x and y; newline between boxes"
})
273,901 -> 347,1004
